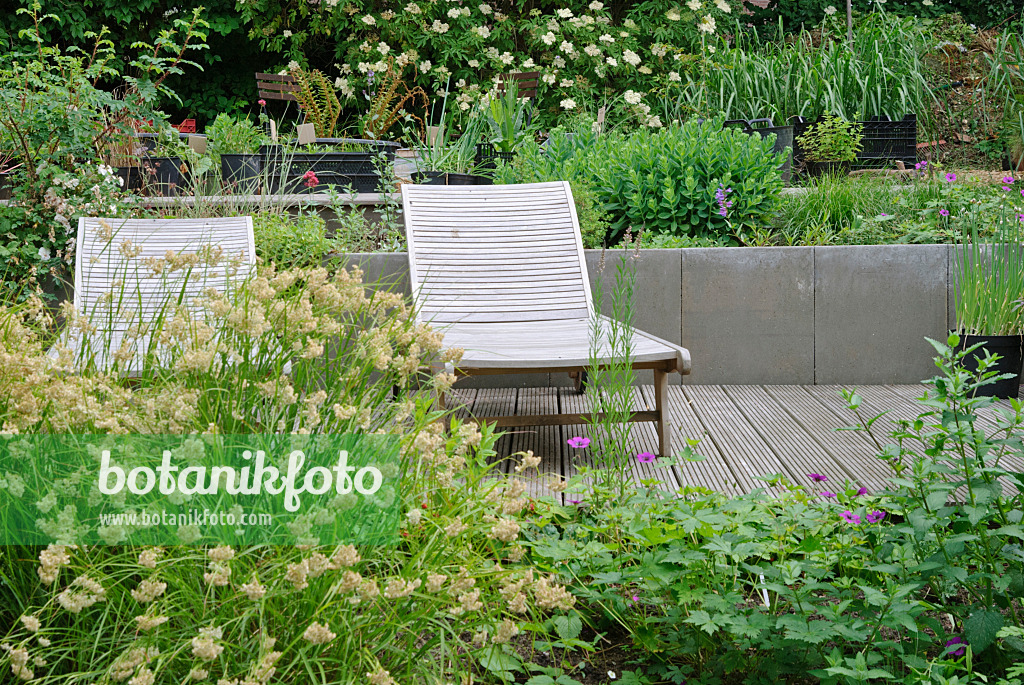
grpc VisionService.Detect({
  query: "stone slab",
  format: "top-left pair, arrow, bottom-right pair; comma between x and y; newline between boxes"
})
814,245 -> 949,384
679,247 -> 815,385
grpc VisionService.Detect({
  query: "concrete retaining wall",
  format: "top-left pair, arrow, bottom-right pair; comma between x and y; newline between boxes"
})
333,245 -> 956,387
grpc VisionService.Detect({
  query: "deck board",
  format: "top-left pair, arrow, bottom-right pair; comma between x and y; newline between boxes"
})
450,384 -> 1024,500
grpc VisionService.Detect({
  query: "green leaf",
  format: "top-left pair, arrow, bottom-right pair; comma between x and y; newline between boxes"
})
552,614 -> 582,640
964,608 -> 1005,653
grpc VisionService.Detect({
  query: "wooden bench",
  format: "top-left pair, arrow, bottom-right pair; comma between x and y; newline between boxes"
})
402,181 -> 692,456
495,71 -> 539,100
256,72 -> 299,102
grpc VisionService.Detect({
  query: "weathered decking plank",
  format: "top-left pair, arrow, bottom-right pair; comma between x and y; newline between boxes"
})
510,388 -> 565,502
662,386 -> 743,495
469,388 -> 518,474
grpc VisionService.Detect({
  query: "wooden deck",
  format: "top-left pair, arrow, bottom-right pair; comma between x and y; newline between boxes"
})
449,384 -> 1024,503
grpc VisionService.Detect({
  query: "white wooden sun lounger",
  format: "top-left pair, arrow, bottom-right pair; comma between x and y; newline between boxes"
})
56,216 -> 256,374
402,180 -> 692,456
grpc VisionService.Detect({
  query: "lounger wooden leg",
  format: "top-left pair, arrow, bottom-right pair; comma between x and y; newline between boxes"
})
654,369 -> 670,457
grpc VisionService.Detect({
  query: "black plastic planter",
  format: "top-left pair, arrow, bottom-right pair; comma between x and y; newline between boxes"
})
475,143 -> 516,171
220,153 -> 261,191
791,114 -> 917,171
806,160 -> 851,178
955,333 -> 1024,399
143,157 -> 190,196
723,119 -> 794,184
412,171 -> 489,185
0,172 -> 12,200
115,166 -> 144,192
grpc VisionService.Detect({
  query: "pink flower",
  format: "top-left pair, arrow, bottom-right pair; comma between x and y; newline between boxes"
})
1003,176 -> 1014,184
946,637 -> 966,657
635,452 -> 656,464
303,170 -> 319,188
866,510 -> 886,523
939,209 -> 950,217
856,486 -> 869,496
567,436 -> 591,449
807,473 -> 828,482
258,99 -> 267,107
821,491 -> 836,499
945,172 -> 956,182
1003,186 -> 1012,192
840,510 -> 861,525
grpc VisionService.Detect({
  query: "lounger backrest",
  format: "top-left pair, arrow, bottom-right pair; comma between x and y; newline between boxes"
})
75,216 -> 256,334
402,181 -> 594,324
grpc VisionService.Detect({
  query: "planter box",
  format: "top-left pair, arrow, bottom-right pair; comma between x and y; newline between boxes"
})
220,153 -> 261,192
261,139 -> 399,194
144,156 -> 191,196
412,171 -> 491,185
792,114 -> 917,172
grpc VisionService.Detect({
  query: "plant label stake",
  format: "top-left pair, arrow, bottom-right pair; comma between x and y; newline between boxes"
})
269,119 -> 278,142
297,123 -> 316,145
187,135 -> 207,155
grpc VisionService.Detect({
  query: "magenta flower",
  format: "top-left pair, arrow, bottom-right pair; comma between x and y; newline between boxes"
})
840,510 -> 861,525
631,594 -> 640,602
822,491 -> 837,499
939,209 -> 950,217
856,486 -> 869,496
1003,176 -> 1015,184
866,510 -> 886,523
914,160 -> 928,170
808,473 -> 828,482
1003,186 -> 1012,192
945,172 -> 956,182
945,637 -> 967,657
567,436 -> 591,449
567,498 -> 582,505
258,99 -> 267,107
302,170 -> 319,188
636,452 -> 656,464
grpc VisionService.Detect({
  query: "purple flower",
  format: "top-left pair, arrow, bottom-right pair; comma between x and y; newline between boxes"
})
715,184 -> 733,219
946,636 -> 967,657
840,510 -> 861,525
939,209 -> 950,217
866,510 -> 886,523
1003,176 -> 1014,184
630,594 -> 640,602
636,452 -> 656,464
567,498 -> 582,505
822,491 -> 837,499
945,172 -> 956,182
808,473 -> 828,482
914,160 -> 928,170
856,486 -> 869,496
1003,186 -> 1012,192
879,213 -> 888,217
567,436 -> 591,449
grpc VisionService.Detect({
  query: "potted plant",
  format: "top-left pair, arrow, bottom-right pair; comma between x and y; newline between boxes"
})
476,82 -> 537,171
795,114 -> 863,177
951,203 -> 1024,399
410,114 -> 489,185
207,113 -> 265,191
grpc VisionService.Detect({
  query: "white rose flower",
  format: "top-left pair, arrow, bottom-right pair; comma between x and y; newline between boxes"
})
824,5 -> 837,14
556,8 -> 573,18
500,51 -> 514,65
686,0 -> 702,10
522,57 -> 535,68
623,89 -> 642,104
542,73 -> 557,84
461,6 -> 471,16
378,42 -> 390,54
541,31 -> 556,45
419,60 -> 432,73
553,55 -> 566,67
707,44 -> 716,53
584,44 -> 601,56
599,33 -> 614,43
560,98 -> 576,109
447,7 -> 461,18
668,71 -> 681,81
921,0 -> 932,4
38,246 -> 51,261
362,14 -> 375,24
405,2 -> 421,13
431,20 -> 449,33
589,0 -> 604,8
283,30 -> 292,37
638,65 -> 651,74
468,59 -> 480,67
606,56 -> 618,66
560,78 -> 574,87
715,0 -> 731,13
560,40 -> 575,54
698,15 -> 716,33
666,8 -> 681,20
473,26 -> 491,37
479,2 -> 492,13
622,49 -> 641,66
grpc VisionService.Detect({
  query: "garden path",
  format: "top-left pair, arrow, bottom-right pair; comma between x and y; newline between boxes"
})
449,384 -> 1024,503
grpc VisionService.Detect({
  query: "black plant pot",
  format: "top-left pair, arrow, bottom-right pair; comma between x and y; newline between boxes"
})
115,166 -> 144,192
220,153 -> 261,191
806,160 -> 851,178
0,172 -> 12,200
954,333 -> 1024,400
143,156 -> 190,196
412,171 -> 488,186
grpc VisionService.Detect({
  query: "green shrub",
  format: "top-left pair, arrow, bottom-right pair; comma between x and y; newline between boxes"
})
497,119 -> 784,244
253,211 -> 341,268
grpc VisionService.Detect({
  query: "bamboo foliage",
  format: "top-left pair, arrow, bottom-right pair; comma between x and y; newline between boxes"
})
362,57 -> 429,141
290,67 -> 341,138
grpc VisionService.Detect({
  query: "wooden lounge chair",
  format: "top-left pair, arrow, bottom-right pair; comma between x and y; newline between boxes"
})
56,217 -> 256,374
402,181 -> 692,456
